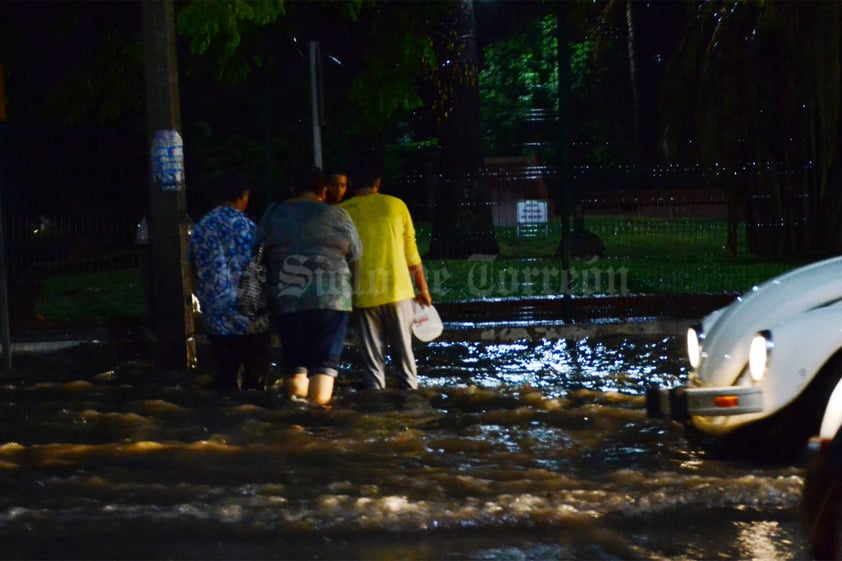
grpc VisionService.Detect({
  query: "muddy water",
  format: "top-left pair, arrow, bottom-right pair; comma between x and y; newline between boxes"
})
0,332 -> 808,560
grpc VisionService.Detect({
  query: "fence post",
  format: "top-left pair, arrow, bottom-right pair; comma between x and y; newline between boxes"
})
556,6 -> 572,320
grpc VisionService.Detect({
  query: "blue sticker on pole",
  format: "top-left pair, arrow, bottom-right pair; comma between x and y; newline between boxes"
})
151,130 -> 184,191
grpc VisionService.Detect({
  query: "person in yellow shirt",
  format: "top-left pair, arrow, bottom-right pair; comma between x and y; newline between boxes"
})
340,166 -> 432,390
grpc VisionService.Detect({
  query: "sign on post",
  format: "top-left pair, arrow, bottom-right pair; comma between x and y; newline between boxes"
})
516,199 -> 548,238
151,130 -> 184,191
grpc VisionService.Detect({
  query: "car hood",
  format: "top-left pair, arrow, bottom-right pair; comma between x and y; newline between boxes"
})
698,256 -> 842,387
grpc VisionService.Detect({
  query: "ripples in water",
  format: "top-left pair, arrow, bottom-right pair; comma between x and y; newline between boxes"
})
0,335 -> 809,560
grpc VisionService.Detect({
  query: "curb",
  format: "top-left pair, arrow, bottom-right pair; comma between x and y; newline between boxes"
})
3,294 -> 734,352
440,318 -> 690,342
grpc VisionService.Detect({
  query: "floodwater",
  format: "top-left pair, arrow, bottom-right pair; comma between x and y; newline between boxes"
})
0,328 -> 810,560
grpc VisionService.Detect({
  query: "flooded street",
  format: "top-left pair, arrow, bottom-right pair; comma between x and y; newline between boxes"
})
0,329 -> 809,560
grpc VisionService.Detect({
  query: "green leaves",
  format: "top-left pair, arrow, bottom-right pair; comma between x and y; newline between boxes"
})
177,0 -> 286,57
176,0 -> 286,82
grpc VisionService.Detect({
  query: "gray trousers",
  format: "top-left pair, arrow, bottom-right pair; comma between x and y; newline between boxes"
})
352,298 -> 418,390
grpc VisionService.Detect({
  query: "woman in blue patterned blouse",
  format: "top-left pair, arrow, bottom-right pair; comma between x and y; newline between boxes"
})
189,173 -> 271,391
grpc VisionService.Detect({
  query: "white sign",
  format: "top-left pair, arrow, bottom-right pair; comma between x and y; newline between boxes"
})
516,199 -> 548,239
516,200 -> 548,224
151,129 -> 184,191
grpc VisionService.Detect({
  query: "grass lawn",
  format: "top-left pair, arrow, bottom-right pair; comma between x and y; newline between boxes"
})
417,216 -> 799,301
33,216 -> 801,323
36,268 -> 146,324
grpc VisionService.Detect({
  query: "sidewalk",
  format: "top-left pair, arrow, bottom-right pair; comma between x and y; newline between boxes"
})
3,327 -> 113,353
3,294 -> 736,354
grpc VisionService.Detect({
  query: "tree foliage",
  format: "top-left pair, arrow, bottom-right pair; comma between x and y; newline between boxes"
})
477,9 -> 637,167
661,1 -> 842,258
479,14 -> 558,157
177,0 -> 288,57
6,3 -> 146,126
45,23 -> 144,126
176,0 -> 439,140
344,3 -> 438,137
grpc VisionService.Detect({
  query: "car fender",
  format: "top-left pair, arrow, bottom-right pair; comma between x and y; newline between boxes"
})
698,306 -> 726,336
694,257 -> 842,389
763,306 -> 842,415
819,378 -> 842,440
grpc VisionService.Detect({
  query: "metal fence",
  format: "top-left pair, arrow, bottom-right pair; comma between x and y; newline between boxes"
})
0,125 -> 773,333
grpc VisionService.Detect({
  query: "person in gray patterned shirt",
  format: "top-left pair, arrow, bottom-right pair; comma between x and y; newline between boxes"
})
256,167 -> 362,405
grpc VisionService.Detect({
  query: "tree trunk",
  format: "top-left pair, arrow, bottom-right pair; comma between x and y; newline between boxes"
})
427,0 -> 498,259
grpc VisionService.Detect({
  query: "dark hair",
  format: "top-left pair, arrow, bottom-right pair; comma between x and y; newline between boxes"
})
349,141 -> 383,191
292,166 -> 325,196
218,172 -> 251,203
351,166 -> 381,192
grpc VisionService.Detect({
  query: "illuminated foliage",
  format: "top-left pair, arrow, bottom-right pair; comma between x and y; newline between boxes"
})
479,14 -> 558,157
477,10 -> 632,166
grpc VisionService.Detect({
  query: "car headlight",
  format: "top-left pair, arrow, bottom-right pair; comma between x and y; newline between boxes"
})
749,330 -> 773,382
687,324 -> 703,369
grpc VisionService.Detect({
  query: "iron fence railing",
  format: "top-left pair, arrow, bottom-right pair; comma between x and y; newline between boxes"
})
0,125 -> 786,333
2,194 -> 773,333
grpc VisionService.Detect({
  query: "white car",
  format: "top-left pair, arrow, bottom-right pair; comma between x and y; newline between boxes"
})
647,256 -> 842,459
803,395 -> 842,560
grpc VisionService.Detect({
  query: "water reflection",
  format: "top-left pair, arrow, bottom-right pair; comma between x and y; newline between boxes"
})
416,335 -> 686,398
0,334 -> 809,560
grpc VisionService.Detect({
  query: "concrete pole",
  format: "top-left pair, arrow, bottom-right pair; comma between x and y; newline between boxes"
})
142,0 -> 196,370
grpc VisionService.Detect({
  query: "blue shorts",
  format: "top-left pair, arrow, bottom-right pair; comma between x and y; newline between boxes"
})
276,309 -> 349,377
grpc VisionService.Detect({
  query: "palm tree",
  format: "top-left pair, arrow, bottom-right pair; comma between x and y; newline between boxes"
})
661,1 -> 841,258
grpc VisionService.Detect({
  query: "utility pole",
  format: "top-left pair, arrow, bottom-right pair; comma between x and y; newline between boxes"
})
309,41 -> 323,169
142,0 -> 196,370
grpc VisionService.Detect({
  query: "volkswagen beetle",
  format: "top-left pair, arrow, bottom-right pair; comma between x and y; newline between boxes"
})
647,256 -> 842,459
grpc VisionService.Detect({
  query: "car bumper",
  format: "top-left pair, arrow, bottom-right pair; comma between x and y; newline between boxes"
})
645,384 -> 764,422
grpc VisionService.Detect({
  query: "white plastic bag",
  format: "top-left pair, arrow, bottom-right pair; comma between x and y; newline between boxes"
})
412,301 -> 443,342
